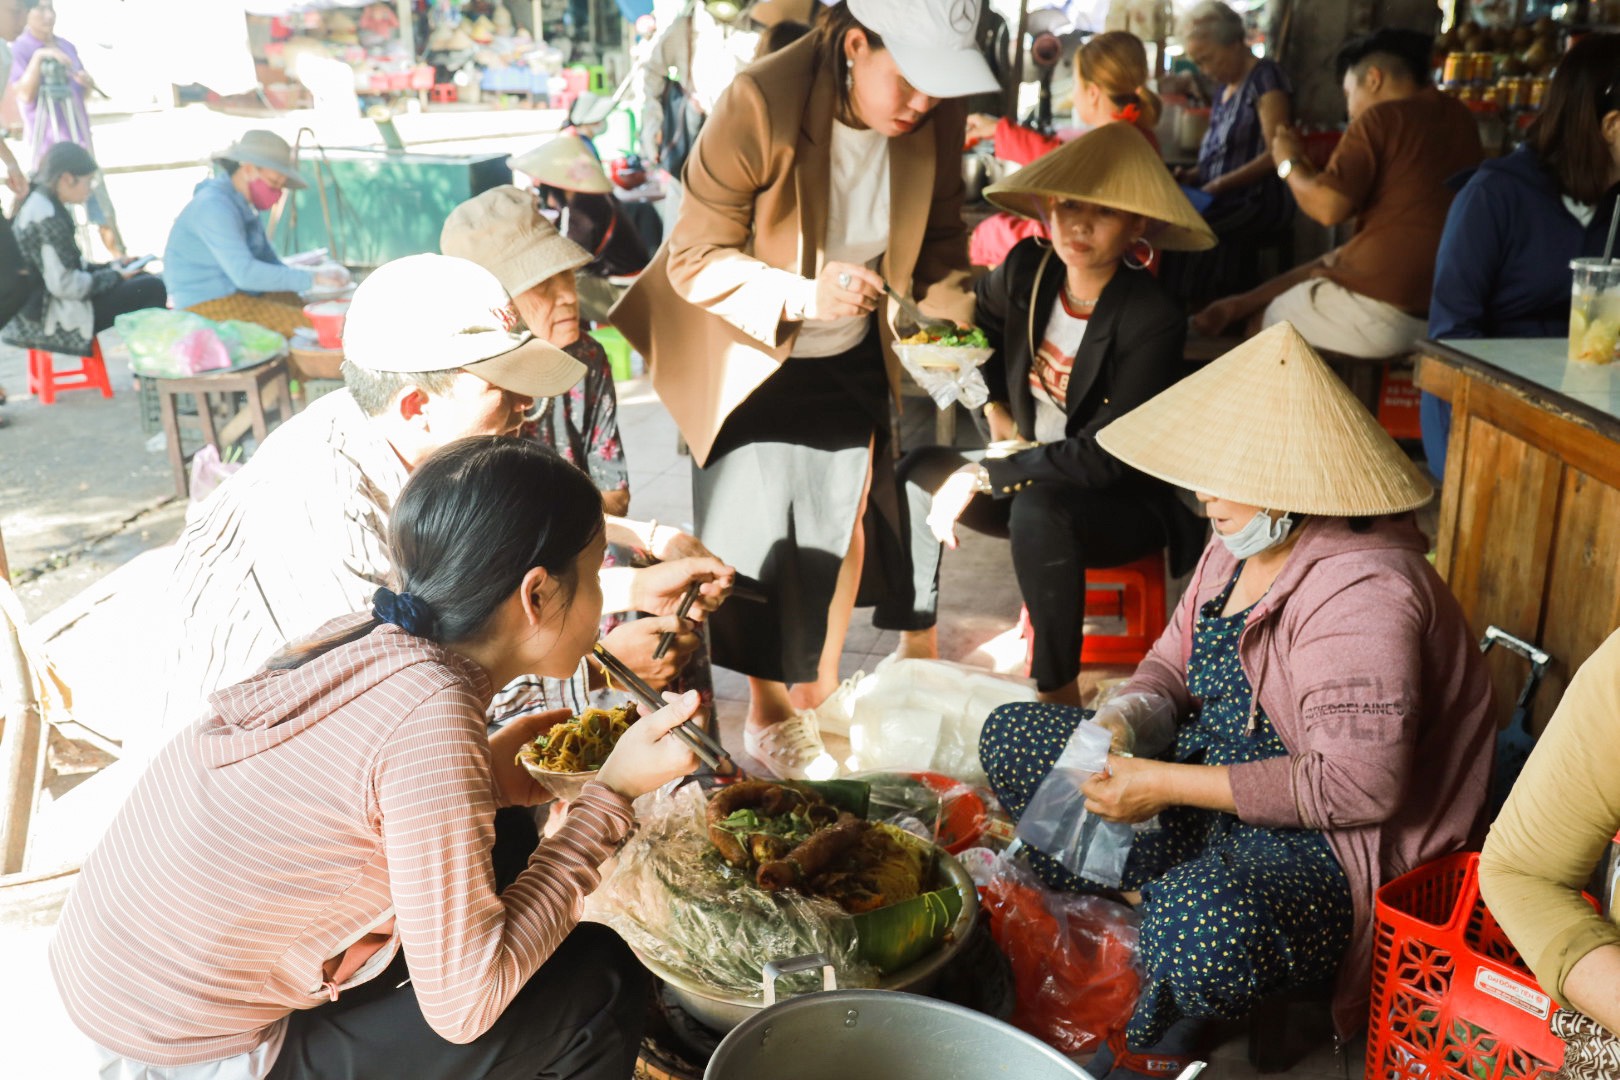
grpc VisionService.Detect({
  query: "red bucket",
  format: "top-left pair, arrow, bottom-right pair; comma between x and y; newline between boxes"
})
303,300 -> 349,350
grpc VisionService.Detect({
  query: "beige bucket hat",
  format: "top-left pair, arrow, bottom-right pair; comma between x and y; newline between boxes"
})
508,134 -> 613,194
1095,322 -> 1433,516
983,122 -> 1216,251
441,186 -> 593,298
216,130 -> 308,189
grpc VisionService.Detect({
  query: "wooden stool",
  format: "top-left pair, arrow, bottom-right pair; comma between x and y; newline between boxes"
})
27,341 -> 114,404
150,356 -> 294,497
1018,551 -> 1171,674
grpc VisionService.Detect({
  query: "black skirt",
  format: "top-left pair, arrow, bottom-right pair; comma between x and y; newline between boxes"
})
693,328 -> 904,684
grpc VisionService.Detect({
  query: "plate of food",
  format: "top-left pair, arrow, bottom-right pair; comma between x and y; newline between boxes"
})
515,703 -> 637,802
893,326 -> 994,371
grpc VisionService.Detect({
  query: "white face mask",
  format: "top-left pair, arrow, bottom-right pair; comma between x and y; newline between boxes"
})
1219,507 -> 1295,560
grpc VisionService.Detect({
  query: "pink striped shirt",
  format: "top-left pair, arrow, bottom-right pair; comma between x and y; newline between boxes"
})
50,617 -> 634,1068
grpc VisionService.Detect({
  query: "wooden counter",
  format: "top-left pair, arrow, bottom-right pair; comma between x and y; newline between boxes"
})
1416,338 -> 1620,733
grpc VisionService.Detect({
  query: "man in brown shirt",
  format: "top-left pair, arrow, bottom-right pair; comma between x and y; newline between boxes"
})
1193,30 -> 1483,357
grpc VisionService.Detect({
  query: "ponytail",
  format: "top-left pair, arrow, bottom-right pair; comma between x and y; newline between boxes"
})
265,437 -> 605,672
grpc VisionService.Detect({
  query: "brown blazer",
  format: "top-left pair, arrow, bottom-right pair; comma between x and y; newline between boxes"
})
610,36 -> 977,465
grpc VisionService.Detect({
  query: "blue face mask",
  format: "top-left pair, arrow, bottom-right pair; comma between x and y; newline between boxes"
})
1219,508 -> 1295,560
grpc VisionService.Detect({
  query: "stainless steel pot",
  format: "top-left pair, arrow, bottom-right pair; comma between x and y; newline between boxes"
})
637,853 -> 979,1034
705,958 -> 1094,1080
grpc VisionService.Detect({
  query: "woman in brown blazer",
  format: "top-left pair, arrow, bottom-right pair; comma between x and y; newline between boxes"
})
613,0 -> 996,778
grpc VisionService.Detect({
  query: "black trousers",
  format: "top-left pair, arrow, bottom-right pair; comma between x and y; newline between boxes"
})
873,446 -> 1173,691
91,272 -> 167,335
266,808 -> 648,1080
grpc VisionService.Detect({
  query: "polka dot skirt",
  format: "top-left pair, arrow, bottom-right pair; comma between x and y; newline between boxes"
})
981,568 -> 1354,1046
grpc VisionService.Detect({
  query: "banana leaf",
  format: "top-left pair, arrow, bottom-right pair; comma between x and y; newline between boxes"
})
854,883 -> 964,973
791,779 -> 871,818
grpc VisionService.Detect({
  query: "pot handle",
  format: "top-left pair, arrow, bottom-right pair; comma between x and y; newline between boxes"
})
761,954 -> 837,1007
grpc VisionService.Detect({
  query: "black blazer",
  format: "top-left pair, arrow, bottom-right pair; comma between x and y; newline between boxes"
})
977,237 -> 1188,495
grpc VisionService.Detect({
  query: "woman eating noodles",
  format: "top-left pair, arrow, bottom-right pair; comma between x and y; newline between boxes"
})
613,0 -> 994,779
979,325 -> 1495,1078
876,122 -> 1212,707
50,438 -> 702,1080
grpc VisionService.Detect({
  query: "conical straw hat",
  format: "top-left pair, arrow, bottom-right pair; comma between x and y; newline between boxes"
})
983,122 -> 1217,252
1096,322 -> 1433,515
508,134 -> 612,194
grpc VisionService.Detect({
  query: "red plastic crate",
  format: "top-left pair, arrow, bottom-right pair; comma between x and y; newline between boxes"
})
1367,852 -> 1595,1080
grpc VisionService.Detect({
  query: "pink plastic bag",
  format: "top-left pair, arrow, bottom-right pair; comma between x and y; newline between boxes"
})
188,445 -> 241,502
175,328 -> 230,375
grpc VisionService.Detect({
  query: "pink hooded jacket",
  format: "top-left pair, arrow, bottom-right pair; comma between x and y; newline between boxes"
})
1120,515 -> 1495,1038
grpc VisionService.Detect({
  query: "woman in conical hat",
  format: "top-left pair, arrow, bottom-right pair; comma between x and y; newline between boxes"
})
874,121 -> 1214,708
977,323 -> 1496,1078
510,133 -> 650,324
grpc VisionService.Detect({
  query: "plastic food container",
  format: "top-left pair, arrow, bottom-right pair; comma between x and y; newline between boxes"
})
303,300 -> 350,350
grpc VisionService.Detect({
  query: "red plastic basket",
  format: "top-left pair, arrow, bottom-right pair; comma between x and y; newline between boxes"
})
1367,852 -> 1594,1080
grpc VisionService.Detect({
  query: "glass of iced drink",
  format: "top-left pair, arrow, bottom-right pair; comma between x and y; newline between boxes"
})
1568,258 -> 1620,365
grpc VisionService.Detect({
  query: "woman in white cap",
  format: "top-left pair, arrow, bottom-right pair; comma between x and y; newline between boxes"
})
978,324 -> 1495,1077
876,122 -> 1213,708
613,0 -> 998,779
163,130 -> 349,336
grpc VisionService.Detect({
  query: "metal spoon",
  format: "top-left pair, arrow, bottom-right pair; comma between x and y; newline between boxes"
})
881,280 -> 953,333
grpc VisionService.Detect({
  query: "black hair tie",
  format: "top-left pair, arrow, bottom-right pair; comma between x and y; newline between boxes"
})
372,587 -> 434,638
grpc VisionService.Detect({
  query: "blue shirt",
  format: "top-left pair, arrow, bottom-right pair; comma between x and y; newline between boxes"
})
1198,58 -> 1290,189
163,174 -> 313,310
1430,145 -> 1619,340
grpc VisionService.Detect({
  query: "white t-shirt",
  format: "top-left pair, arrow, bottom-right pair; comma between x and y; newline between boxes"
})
1029,292 -> 1092,444
793,120 -> 891,359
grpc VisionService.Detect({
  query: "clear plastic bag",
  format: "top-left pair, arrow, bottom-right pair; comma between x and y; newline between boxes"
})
115,310 -> 287,376
584,782 -> 875,999
1015,718 -> 1138,888
894,343 -> 993,410
840,657 -> 1037,785
981,851 -> 1141,1055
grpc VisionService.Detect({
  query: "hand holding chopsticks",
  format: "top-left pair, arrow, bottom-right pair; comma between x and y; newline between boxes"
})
593,642 -> 742,777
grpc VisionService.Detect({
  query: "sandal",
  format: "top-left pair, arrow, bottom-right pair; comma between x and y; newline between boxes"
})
1099,1031 -> 1195,1079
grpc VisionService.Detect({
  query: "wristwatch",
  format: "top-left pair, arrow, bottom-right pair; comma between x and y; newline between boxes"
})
1276,157 -> 1298,181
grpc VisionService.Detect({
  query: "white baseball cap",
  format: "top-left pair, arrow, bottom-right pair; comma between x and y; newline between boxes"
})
342,254 -> 586,399
847,0 -> 1000,99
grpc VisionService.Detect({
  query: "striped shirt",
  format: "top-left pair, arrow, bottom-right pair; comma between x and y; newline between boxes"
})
149,391 -> 595,755
50,618 -> 635,1068
152,391 -> 406,752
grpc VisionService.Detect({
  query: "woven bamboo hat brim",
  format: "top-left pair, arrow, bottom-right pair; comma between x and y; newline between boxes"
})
1095,322 -> 1434,516
509,134 -> 612,194
983,122 -> 1216,252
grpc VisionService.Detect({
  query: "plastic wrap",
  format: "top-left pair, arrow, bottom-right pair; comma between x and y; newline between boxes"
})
115,310 -> 287,377
982,852 -> 1142,1056
585,782 -> 877,998
1016,719 -> 1138,888
1091,689 -> 1178,758
894,343 -> 993,410
839,657 -> 1038,784
855,770 -> 988,855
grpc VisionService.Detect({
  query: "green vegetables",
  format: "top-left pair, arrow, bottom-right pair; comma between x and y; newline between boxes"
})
934,326 -> 990,349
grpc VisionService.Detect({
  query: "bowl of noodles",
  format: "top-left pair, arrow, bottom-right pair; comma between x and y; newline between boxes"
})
515,703 -> 637,802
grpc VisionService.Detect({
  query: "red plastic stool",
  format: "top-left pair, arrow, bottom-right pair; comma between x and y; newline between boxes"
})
27,340 -> 113,405
1018,551 -> 1170,674
430,83 -> 457,103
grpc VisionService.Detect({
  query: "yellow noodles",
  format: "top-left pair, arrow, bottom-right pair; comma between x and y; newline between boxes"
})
519,704 -> 635,773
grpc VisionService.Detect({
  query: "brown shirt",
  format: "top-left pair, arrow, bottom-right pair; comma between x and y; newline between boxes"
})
1314,87 -> 1483,315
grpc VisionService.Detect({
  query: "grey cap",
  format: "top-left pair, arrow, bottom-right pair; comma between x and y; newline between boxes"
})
215,130 -> 308,189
